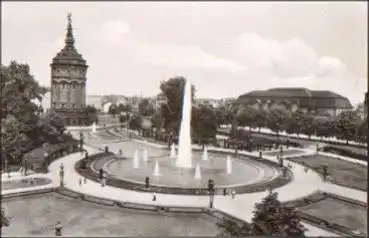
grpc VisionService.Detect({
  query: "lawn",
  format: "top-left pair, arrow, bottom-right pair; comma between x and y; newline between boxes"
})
298,197 -> 367,234
2,193 -> 220,237
289,155 -> 367,191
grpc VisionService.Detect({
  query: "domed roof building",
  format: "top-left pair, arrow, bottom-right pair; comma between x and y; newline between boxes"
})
50,13 -> 93,126
236,87 -> 353,117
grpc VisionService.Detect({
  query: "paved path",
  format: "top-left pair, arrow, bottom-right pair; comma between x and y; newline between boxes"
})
3,130 -> 366,237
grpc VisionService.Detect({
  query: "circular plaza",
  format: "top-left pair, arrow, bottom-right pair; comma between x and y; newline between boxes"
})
81,131 -> 291,195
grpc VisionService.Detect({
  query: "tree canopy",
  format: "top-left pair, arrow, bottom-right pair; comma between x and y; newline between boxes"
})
192,105 -> 218,145
217,191 -> 306,237
1,61 -> 68,165
138,99 -> 156,117
159,76 -> 195,134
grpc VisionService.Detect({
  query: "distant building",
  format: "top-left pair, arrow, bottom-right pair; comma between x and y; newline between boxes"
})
196,98 -> 220,108
117,96 -> 128,106
50,14 -> 91,125
237,87 -> 353,117
102,102 -> 113,113
155,93 -> 167,110
86,95 -> 103,111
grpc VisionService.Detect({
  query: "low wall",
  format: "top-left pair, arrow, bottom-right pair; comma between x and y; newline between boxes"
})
2,187 -> 57,199
76,151 -> 293,196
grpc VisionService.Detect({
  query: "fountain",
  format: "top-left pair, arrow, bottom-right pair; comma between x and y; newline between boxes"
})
153,159 -> 160,176
170,143 -> 176,159
92,122 -> 97,133
176,79 -> 193,168
143,148 -> 148,162
202,147 -> 208,161
226,156 -> 232,174
194,162 -> 201,180
133,149 -> 140,169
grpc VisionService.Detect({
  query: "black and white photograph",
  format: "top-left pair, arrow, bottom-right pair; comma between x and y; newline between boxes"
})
1,1 -> 367,237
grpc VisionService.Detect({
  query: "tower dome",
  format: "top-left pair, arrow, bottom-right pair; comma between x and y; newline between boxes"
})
51,13 -> 87,67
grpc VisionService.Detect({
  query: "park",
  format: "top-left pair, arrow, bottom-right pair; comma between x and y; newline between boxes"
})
1,3 -> 368,238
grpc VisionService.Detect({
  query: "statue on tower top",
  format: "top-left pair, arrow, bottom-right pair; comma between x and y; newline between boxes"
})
65,12 -> 74,47
67,13 -> 72,24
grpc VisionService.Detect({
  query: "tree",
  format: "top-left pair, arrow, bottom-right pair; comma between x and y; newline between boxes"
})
1,208 -> 10,228
41,109 -> 65,135
128,115 -> 142,131
357,119 -> 367,143
85,105 -> 98,125
159,76 -> 195,135
285,109 -> 304,135
251,191 -> 306,236
117,103 -> 132,113
1,61 -> 71,166
266,106 -> 288,136
335,111 -> 362,144
192,105 -> 218,148
138,99 -> 156,117
217,191 -> 305,237
108,104 -> 118,118
236,105 -> 259,130
1,61 -> 48,164
315,116 -> 335,139
214,106 -> 227,127
217,219 -> 253,237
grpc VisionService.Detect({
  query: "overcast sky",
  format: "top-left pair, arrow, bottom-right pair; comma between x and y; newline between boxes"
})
2,2 -> 367,104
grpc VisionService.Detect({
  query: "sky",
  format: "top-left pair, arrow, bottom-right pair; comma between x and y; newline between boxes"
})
2,2 -> 367,105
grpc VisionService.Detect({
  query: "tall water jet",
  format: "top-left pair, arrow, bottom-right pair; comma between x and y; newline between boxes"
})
92,122 -> 97,133
133,149 -> 140,169
170,143 -> 176,159
143,148 -> 148,162
176,79 -> 193,168
194,162 -> 201,180
153,159 -> 160,176
202,147 -> 208,161
226,156 -> 232,174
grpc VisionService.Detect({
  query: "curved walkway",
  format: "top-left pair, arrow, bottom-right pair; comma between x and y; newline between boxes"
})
44,139 -> 363,236
3,131 -> 366,237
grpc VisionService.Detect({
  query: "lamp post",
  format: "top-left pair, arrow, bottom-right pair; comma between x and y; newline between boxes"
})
79,132 -> 84,152
44,152 -> 49,173
5,158 -> 10,178
208,179 -> 215,208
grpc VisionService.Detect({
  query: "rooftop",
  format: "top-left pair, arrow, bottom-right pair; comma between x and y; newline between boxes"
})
51,13 -> 87,67
237,87 -> 353,109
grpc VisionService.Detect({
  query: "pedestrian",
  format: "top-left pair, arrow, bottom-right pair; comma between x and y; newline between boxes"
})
78,177 -> 82,186
101,172 -> 106,187
231,190 -> 236,199
24,158 -> 28,176
59,163 -> 65,187
99,168 -> 104,180
55,221 -> 62,236
152,192 -> 157,201
83,177 -> 87,184
223,188 -> 227,196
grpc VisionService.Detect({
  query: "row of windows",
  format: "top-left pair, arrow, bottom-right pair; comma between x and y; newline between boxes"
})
52,102 -> 80,108
54,83 -> 84,89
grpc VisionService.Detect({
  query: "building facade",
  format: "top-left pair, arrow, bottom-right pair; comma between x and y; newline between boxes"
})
237,88 -> 353,117
155,93 -> 168,111
50,14 -> 91,125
